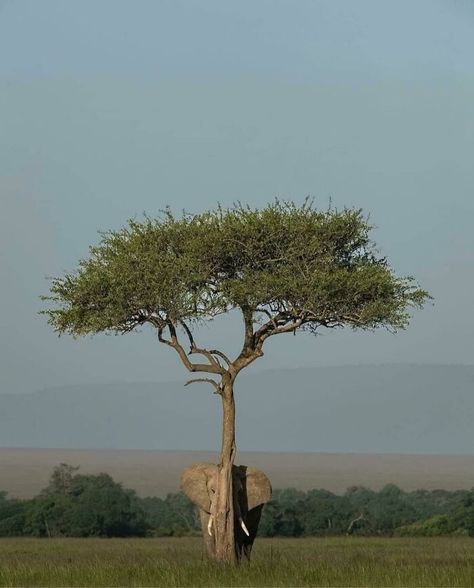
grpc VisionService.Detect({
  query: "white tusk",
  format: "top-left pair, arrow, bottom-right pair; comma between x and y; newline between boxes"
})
240,518 -> 250,537
207,515 -> 213,536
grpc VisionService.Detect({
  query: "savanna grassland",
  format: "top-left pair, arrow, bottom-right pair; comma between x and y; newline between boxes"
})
1,536 -> 473,587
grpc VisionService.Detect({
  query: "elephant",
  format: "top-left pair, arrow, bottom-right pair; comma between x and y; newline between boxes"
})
180,462 -> 272,560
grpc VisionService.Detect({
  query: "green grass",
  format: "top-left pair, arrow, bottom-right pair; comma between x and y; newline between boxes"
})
0,537 -> 473,587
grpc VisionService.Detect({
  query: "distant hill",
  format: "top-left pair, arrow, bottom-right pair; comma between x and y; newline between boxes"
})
1,364 -> 474,454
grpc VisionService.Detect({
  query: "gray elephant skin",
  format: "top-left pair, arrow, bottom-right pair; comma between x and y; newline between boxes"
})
180,462 -> 272,560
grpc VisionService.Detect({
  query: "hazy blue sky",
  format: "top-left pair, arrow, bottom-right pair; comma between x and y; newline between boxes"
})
1,0 -> 473,395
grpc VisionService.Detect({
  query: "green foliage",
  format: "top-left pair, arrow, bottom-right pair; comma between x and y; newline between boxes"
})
362,484 -> 418,534
405,488 -> 467,520
302,489 -> 352,535
260,489 -> 305,537
61,474 -> 148,537
41,201 -> 429,339
20,465 -> 148,538
1,465 -> 474,539
23,493 -> 72,537
396,514 -> 462,537
452,489 -> 474,537
42,463 -> 79,496
140,492 -> 200,537
0,493 -> 27,537
258,483 -> 470,538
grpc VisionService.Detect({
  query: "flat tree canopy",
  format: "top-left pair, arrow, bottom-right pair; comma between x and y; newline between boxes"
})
42,200 -> 429,357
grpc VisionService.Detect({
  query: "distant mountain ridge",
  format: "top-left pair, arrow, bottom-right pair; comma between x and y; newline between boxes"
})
1,364 -> 473,454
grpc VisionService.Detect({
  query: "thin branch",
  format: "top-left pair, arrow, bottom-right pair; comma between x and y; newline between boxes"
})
189,347 -> 224,371
254,318 -> 305,355
346,512 -> 365,535
253,311 -> 289,344
179,319 -> 196,349
155,322 -> 223,375
255,307 -> 279,329
184,378 -> 222,394
209,349 -> 232,367
179,319 -> 226,373
233,308 -> 292,373
267,317 -> 304,337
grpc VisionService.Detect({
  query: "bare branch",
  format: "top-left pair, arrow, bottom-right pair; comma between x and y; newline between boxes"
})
184,378 -> 222,394
209,349 -> 232,367
148,313 -> 167,330
233,308 -> 300,373
255,307 -> 279,329
179,319 -> 196,349
265,317 -> 304,337
346,512 -> 365,535
155,322 -> 223,375
253,311 -> 290,344
178,320 -> 226,373
189,347 -> 224,372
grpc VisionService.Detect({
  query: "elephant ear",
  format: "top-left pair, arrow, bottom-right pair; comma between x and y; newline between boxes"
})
180,462 -> 214,513
243,466 -> 272,511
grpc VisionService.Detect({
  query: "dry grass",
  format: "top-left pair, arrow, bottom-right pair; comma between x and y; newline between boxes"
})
0,536 -> 473,587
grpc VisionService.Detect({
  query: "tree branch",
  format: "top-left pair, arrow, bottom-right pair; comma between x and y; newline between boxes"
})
253,312 -> 292,345
155,322 -> 223,375
233,308 -> 302,373
179,319 -> 226,373
184,378 -> 222,394
230,306 -> 263,373
208,349 -> 232,367
346,512 -> 365,535
179,319 -> 196,349
242,306 -> 255,350
256,307 -> 279,329
189,347 -> 224,371
252,317 -> 305,358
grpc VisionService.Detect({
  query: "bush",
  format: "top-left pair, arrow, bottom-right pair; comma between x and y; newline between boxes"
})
395,514 -> 460,536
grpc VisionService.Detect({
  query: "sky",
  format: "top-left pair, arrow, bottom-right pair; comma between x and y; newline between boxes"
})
1,0 -> 473,397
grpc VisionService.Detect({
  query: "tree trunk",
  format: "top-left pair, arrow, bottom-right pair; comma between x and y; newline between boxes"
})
214,381 -> 237,563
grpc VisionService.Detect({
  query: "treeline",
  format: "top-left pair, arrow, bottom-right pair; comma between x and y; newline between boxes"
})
260,485 -> 472,537
1,464 -> 473,538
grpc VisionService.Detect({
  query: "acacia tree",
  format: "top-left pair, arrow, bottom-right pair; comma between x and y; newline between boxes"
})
41,200 -> 429,562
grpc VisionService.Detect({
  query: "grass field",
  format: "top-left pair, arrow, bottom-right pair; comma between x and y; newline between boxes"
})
0,537 -> 473,587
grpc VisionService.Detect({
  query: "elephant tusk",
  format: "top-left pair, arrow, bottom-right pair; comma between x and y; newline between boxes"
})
240,518 -> 250,537
207,515 -> 213,536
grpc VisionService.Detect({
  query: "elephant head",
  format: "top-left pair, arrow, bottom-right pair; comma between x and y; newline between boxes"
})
180,462 -> 271,560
